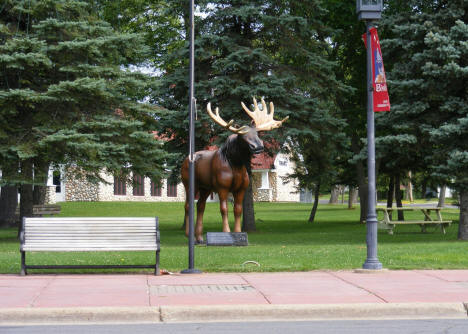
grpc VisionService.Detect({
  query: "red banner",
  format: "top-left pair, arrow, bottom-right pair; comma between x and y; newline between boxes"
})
362,27 -> 390,112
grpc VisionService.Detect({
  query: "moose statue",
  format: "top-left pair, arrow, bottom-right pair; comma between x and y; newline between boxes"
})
181,97 -> 288,244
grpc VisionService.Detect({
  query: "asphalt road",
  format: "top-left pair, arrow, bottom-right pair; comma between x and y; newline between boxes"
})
2,319 -> 468,334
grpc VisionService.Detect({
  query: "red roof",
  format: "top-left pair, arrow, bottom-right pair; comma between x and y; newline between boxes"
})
251,152 -> 277,170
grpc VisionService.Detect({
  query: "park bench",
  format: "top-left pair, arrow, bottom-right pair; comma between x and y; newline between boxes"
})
377,206 -> 452,235
20,217 -> 160,275
15,204 -> 61,218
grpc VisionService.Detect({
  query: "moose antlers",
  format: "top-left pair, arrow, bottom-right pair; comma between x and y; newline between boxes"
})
241,97 -> 289,131
207,97 -> 288,133
207,103 -> 250,134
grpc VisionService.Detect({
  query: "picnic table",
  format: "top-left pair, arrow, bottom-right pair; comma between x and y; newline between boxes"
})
376,206 -> 452,235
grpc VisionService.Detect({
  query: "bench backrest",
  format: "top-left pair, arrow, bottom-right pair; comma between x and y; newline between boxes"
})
21,217 -> 159,252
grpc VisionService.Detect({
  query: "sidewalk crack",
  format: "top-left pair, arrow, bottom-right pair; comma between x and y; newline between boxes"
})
146,275 -> 151,307
30,276 -> 56,307
327,271 -> 389,303
415,270 -> 451,282
239,273 -> 272,304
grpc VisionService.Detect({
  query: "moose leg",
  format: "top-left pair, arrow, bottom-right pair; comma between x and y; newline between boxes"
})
184,185 -> 199,238
218,189 -> 231,232
195,189 -> 210,243
233,190 -> 246,233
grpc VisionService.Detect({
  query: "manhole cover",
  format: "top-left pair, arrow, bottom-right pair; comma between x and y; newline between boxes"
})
150,284 -> 254,295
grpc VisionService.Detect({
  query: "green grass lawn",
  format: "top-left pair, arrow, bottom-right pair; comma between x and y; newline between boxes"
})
0,201 -> 464,274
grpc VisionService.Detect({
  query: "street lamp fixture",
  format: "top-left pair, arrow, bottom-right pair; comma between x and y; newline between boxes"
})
356,0 -> 383,20
357,0 -> 383,270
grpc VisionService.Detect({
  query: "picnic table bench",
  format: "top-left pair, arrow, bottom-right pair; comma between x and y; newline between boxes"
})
377,206 -> 452,235
20,217 -> 160,275
15,204 -> 61,218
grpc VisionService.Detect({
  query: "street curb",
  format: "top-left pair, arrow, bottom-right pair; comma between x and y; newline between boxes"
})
0,303 -> 466,325
160,303 -> 468,322
0,307 -> 160,325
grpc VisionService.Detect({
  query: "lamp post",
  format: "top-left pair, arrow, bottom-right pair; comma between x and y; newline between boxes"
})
357,0 -> 383,270
181,0 -> 201,274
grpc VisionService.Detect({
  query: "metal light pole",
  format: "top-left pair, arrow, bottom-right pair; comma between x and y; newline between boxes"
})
181,0 -> 201,274
357,0 -> 383,270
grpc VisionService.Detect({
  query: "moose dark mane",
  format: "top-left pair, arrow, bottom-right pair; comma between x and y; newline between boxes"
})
220,134 -> 252,171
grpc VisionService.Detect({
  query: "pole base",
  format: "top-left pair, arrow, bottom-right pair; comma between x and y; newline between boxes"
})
362,260 -> 383,270
180,268 -> 202,274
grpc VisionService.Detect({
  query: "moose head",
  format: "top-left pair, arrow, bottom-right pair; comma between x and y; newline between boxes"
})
207,97 -> 288,155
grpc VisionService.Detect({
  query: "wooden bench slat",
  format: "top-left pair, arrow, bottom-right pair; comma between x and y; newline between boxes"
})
26,224 -> 157,227
26,226 -> 157,228
26,223 -> 156,226
22,247 -> 158,251
385,221 -> 452,225
25,233 -> 157,237
24,240 -> 158,244
25,217 -> 154,221
25,239 -> 157,242
24,244 -> 158,247
26,228 -> 157,232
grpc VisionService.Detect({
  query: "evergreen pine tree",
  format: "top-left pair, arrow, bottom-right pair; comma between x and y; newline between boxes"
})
0,0 -> 169,222
381,0 -> 468,238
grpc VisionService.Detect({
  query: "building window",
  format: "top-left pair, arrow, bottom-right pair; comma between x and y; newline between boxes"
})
114,176 -> 126,195
151,180 -> 162,197
53,170 -> 61,193
167,180 -> 177,197
133,174 -> 145,196
261,171 -> 269,189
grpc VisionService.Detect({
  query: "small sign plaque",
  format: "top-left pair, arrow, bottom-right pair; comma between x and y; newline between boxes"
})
206,232 -> 248,246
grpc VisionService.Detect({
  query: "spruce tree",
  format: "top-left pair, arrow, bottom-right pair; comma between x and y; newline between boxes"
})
381,0 -> 468,238
0,0 -> 169,222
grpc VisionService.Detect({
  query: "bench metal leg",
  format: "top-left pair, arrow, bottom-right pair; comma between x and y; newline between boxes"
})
20,251 -> 26,276
154,250 -> 160,276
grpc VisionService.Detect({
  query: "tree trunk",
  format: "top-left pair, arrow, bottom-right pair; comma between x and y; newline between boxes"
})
18,159 -> 34,237
348,186 -> 358,209
242,176 -> 256,232
386,175 -> 395,207
329,185 -> 339,204
0,185 -> 18,227
395,174 -> 404,221
421,178 -> 427,199
406,171 -> 414,202
352,136 -> 367,223
458,190 -> 468,240
308,183 -> 320,223
438,185 -> 446,208
33,186 -> 46,205
33,161 -> 49,205
386,175 -> 395,221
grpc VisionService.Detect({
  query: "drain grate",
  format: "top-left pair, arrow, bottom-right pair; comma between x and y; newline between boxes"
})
150,284 -> 254,295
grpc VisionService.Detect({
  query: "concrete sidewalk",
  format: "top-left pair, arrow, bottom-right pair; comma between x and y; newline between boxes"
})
1,270 -> 468,324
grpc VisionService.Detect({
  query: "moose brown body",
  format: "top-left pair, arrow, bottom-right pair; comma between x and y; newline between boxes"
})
181,98 -> 287,243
